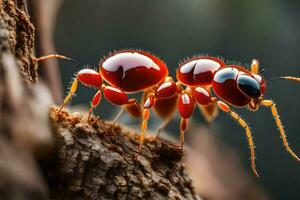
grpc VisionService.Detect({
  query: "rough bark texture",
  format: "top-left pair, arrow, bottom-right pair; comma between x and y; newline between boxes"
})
0,1 -> 202,199
48,107 -> 201,200
0,0 -> 36,83
0,0 -> 50,199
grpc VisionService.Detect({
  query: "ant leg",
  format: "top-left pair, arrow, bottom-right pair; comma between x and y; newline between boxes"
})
153,94 -> 179,139
103,85 -> 141,122
280,76 -> 300,82
179,118 -> 189,150
217,100 -> 259,178
112,108 -> 125,123
128,98 -> 142,115
103,85 -> 147,150
178,92 -> 196,150
194,86 -> 218,122
139,94 -> 155,151
87,90 -> 102,121
140,78 -> 180,151
35,54 -> 81,65
177,86 -> 215,149
112,98 -> 142,124
251,59 -> 260,74
59,78 -> 78,112
152,77 -> 180,137
123,94 -> 143,119
156,117 -> 173,139
268,76 -> 300,83
261,100 -> 300,162
60,69 -> 102,113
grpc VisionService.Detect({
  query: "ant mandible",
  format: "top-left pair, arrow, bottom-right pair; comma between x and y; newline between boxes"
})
141,55 -> 300,178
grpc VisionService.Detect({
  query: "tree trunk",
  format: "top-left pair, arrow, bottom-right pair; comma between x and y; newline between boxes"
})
48,107 -> 200,200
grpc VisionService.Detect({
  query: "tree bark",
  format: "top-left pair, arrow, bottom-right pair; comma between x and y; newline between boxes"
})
0,1 -> 202,199
0,0 -> 50,199
48,108 -> 201,200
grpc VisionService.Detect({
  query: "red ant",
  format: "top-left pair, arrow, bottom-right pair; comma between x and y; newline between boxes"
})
36,52 -> 300,178
141,55 -> 300,178
35,50 -> 179,150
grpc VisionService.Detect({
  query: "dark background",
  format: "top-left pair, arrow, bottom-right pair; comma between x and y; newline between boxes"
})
54,0 -> 300,199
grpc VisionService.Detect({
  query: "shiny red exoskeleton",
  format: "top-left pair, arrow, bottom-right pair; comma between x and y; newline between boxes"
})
172,56 -> 299,178
100,50 -> 168,92
58,50 -> 172,115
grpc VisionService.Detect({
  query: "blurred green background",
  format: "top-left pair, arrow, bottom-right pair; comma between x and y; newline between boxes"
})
54,0 -> 300,199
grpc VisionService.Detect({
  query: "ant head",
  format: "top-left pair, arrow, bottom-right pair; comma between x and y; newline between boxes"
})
236,73 -> 266,99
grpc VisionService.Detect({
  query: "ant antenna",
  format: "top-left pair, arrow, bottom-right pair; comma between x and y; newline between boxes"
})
266,76 -> 300,84
266,76 -> 283,83
35,54 -> 82,66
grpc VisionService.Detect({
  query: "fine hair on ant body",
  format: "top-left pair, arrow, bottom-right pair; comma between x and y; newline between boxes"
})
35,51 -> 300,178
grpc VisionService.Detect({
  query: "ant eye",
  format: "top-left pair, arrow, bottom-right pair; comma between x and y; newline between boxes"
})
237,74 -> 261,98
